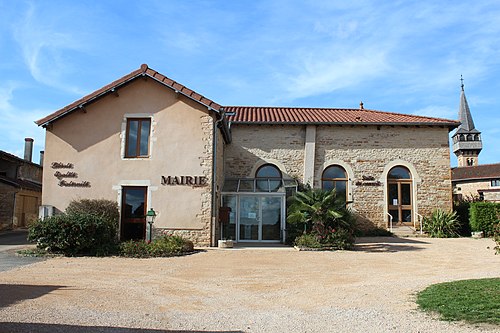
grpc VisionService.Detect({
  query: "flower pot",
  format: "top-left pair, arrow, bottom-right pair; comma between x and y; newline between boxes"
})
218,239 -> 234,248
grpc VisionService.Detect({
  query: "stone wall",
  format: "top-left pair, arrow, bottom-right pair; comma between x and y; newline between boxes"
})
0,183 -> 16,230
224,125 -> 305,179
225,124 -> 453,229
315,125 -> 452,228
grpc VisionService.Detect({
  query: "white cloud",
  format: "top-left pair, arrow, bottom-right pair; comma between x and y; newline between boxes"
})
411,105 -> 456,120
12,3 -> 86,95
0,83 -> 46,158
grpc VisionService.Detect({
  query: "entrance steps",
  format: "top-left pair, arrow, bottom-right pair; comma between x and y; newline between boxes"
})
390,225 -> 426,237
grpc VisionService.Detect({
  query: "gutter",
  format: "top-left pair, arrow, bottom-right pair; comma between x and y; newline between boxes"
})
211,110 -> 224,247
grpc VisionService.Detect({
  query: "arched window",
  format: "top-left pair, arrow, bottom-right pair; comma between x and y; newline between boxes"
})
387,166 -> 412,224
255,164 -> 282,192
322,165 -> 347,200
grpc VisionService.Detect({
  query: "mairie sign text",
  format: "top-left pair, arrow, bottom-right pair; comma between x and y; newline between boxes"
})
161,176 -> 208,187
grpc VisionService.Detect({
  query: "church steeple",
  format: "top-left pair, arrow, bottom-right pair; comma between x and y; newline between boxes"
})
452,76 -> 482,167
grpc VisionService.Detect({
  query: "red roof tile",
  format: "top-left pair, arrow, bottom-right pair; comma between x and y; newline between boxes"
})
225,106 -> 460,127
452,163 -> 500,181
36,64 -> 222,126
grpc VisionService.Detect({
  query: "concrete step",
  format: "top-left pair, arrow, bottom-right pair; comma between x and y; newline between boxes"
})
390,225 -> 426,237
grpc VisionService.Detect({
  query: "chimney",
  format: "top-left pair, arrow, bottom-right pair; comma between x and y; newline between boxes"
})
39,151 -> 44,167
24,138 -> 34,162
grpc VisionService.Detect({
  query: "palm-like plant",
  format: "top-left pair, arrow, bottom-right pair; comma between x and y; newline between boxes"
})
423,209 -> 460,238
287,188 -> 354,235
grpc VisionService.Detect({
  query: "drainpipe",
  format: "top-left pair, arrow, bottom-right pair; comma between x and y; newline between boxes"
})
211,110 -> 224,247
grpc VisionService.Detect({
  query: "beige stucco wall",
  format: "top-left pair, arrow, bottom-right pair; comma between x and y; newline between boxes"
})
42,78 -> 215,245
225,124 -> 453,229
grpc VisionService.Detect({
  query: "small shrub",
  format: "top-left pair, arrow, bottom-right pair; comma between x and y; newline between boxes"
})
28,213 -> 118,256
66,198 -> 120,227
119,240 -> 150,258
294,233 -> 321,248
119,235 -> 194,258
423,209 -> 460,238
322,228 -> 355,250
469,202 -> 500,237
28,199 -> 120,256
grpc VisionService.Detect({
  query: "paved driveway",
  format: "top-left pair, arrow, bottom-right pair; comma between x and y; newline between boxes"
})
0,237 -> 498,333
0,230 -> 43,272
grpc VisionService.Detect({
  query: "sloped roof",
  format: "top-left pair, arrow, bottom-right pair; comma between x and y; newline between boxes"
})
36,64 -> 223,127
0,150 -> 42,169
452,163 -> 500,181
36,64 -> 460,130
456,89 -> 479,133
0,175 -> 42,192
226,106 -> 460,127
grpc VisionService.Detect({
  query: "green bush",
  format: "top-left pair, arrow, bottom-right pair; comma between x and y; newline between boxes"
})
470,202 -> 500,237
453,201 -> 472,236
423,209 -> 460,238
294,233 -> 321,248
287,189 -> 356,250
66,198 -> 120,226
28,213 -> 118,256
28,198 -> 120,256
119,235 -> 194,258
119,240 -> 150,258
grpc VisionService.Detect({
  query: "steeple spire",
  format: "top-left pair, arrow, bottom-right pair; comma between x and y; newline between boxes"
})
452,76 -> 482,167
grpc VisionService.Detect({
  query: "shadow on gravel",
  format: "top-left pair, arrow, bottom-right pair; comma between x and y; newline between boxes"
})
0,322 -> 243,333
355,237 -> 429,253
0,284 -> 65,308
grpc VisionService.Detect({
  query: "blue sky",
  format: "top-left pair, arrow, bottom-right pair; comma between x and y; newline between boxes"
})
1,0 -> 499,166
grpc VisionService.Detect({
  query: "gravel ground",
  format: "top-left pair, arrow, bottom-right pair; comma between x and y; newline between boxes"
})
0,237 -> 499,333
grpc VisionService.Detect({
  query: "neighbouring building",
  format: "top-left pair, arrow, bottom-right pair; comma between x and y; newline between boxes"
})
451,80 -> 500,202
452,163 -> 500,202
0,139 -> 43,230
36,64 -> 459,246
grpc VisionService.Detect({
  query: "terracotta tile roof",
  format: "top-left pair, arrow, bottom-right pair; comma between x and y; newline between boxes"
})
36,64 -> 222,127
452,163 -> 500,181
225,106 -> 460,127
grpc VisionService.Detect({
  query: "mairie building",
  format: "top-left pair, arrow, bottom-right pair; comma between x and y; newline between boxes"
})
36,64 -> 459,246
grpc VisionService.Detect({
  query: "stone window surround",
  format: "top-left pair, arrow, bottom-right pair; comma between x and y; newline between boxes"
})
320,159 -> 354,203
112,180 -> 159,238
120,113 -> 156,160
381,160 -> 421,225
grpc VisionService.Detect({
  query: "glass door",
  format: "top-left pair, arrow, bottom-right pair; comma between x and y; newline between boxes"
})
239,196 -> 260,241
121,186 -> 147,240
388,182 -> 412,225
237,195 -> 283,242
261,197 -> 281,240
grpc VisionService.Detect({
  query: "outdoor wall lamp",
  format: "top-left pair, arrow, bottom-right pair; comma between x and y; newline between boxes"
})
146,208 -> 156,243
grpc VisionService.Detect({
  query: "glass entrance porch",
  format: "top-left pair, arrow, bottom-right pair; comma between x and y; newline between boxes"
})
221,178 -> 295,243
221,194 -> 285,242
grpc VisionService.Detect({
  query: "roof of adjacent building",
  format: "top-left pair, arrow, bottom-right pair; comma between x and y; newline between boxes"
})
225,106 -> 460,127
36,64 -> 460,129
0,150 -> 42,169
0,175 -> 42,191
452,163 -> 500,181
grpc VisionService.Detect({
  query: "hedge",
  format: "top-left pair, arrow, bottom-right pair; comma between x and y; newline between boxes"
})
469,202 -> 500,237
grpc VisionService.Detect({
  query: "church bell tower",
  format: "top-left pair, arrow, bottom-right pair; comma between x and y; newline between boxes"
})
452,77 -> 482,167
